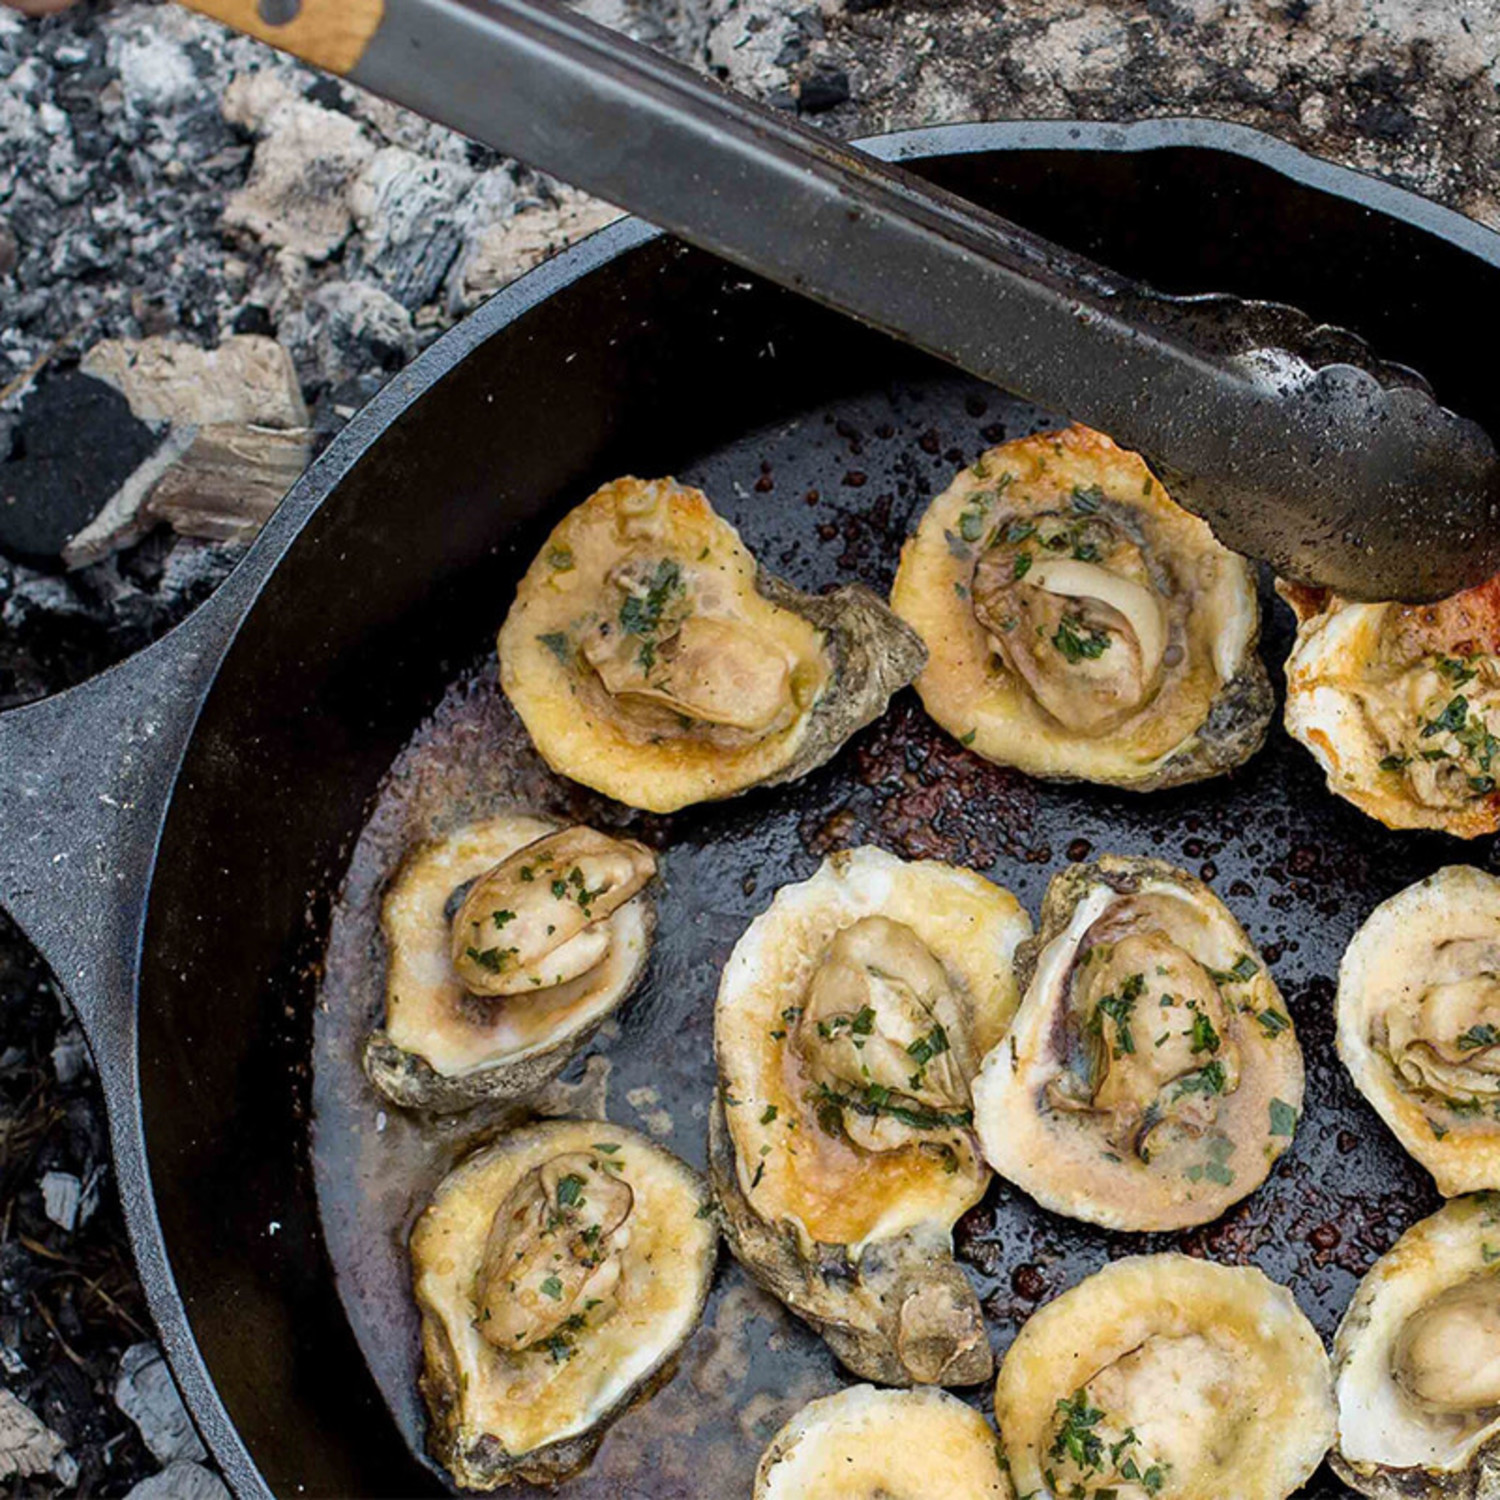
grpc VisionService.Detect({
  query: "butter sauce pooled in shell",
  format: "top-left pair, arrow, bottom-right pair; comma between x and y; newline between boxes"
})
754,1385 -> 1012,1499
1333,1194 -> 1500,1499
498,477 -> 926,812
364,816 -> 656,1113
972,857 -> 1304,1231
890,424 -> 1271,789
1281,575 -> 1500,837
1337,866 -> 1500,1194
711,846 -> 1031,1387
996,1255 -> 1335,1500
411,1120 -> 716,1490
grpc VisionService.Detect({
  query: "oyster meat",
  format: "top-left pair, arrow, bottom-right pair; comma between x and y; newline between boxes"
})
1337,865 -> 1500,1194
997,1254 -> 1335,1500
364,816 -> 655,1113
711,845 -> 1031,1386
890,424 -> 1271,789
498,476 -> 926,812
1281,575 -> 1500,836
1333,1194 -> 1500,1499
972,857 -> 1304,1231
754,1384 -> 1012,1499
411,1119 -> 716,1490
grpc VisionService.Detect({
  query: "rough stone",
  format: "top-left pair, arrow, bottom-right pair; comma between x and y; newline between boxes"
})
114,1343 -> 208,1466
124,1460 -> 234,1500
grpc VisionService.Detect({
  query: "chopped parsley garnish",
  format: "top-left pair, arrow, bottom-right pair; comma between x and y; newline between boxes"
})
760,1104 -> 779,1125
465,945 -> 515,974
591,1142 -> 620,1153
618,558 -> 683,640
1207,954 -> 1258,985
750,1160 -> 765,1189
1257,1008 -> 1292,1039
547,545 -> 575,572
960,728 -> 977,746
555,1173 -> 586,1208
1190,1011 -> 1221,1055
1071,484 -> 1106,513
958,508 -> 987,542
1013,551 -> 1033,580
906,1025 -> 950,1067
851,1006 -> 876,1037
1049,1389 -> 1105,1470
551,878 -> 568,898
1005,519 -> 1036,545
1052,615 -> 1112,664
1096,991 -> 1137,1055
1269,1098 -> 1298,1137
1423,694 -> 1471,739
537,631 -> 571,663
539,1275 -> 563,1300
1378,753 -> 1410,773
814,1082 -> 972,1132
491,908 -> 516,929
1458,1024 -> 1500,1051
1437,654 -> 1477,685
1176,1061 -> 1227,1097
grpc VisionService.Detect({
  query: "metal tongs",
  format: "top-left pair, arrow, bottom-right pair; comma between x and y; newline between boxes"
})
181,0 -> 1500,601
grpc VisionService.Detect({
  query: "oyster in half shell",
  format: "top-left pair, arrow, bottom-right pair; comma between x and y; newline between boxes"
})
711,846 -> 1031,1386
1333,1194 -> 1500,1499
1338,866 -> 1500,1194
1281,576 -> 1500,836
498,476 -> 925,813
364,815 -> 656,1113
411,1119 -> 716,1490
997,1254 -> 1335,1500
890,424 -> 1271,789
754,1385 -> 1012,1499
972,857 -> 1304,1231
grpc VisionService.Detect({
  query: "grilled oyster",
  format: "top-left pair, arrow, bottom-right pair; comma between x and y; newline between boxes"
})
364,816 -> 655,1113
890,424 -> 1271,789
711,846 -> 1031,1386
1337,866 -> 1500,1194
997,1255 -> 1335,1500
972,857 -> 1304,1231
1281,576 -> 1500,836
411,1119 -> 716,1490
754,1385 -> 1012,1499
1333,1195 -> 1500,1499
498,476 -> 925,813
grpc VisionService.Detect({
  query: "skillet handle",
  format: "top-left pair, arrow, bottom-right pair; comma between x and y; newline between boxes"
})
178,0 -> 384,72
0,584 -> 244,1066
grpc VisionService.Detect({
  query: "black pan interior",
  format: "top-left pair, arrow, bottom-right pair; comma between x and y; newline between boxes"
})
139,137 -> 1500,1497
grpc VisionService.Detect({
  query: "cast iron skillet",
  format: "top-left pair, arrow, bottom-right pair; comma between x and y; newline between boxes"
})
1,119 -> 1498,1498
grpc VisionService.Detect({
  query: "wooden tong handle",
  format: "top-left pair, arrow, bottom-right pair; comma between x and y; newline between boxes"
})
177,0 -> 383,73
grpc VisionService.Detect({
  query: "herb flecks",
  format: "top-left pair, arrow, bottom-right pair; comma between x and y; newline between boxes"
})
1052,615 -> 1112,664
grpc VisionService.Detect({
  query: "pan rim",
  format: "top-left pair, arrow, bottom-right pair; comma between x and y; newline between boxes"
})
122,116 -> 1500,1500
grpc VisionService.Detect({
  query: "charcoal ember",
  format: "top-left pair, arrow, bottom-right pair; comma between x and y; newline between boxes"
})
0,368 -> 162,563
348,146 -> 475,310
221,95 -> 376,262
0,1388 -> 74,1486
115,1344 -> 207,1466
282,278 -> 417,390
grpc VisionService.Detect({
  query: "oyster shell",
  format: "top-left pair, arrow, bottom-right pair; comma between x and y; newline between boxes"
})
498,476 -> 925,813
972,857 -> 1304,1231
1332,1194 -> 1500,1499
997,1254 -> 1335,1500
754,1384 -> 1012,1499
1337,866 -> 1500,1194
1281,576 -> 1500,836
411,1119 -> 715,1490
890,424 -> 1271,789
711,846 -> 1031,1386
364,815 -> 655,1113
